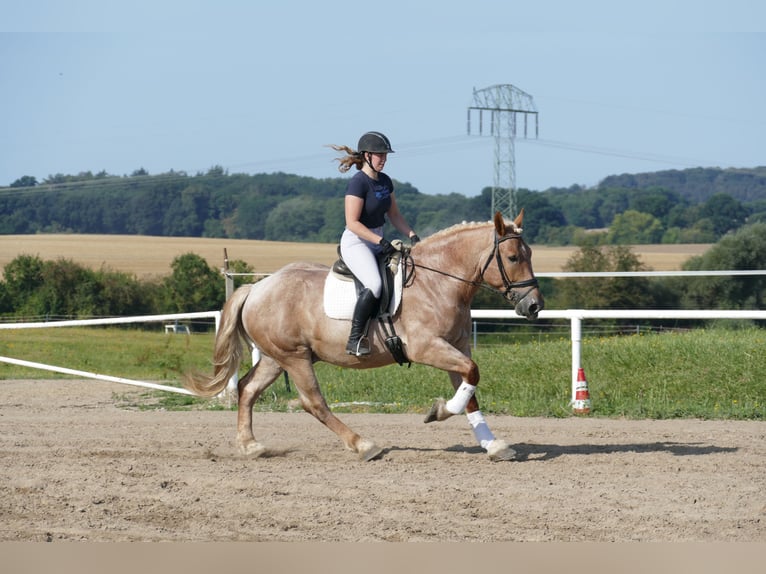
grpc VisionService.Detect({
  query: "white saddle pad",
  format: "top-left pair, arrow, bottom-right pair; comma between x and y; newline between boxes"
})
323,261 -> 403,320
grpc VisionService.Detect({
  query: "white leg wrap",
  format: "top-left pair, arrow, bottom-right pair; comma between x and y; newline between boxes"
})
445,381 -> 476,415
467,410 -> 496,450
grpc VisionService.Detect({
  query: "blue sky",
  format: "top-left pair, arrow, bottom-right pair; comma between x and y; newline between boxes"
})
1,1 -> 764,196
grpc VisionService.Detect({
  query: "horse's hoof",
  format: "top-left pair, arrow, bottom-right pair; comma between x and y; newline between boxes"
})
423,398 -> 452,423
486,439 -> 517,462
358,439 -> 384,462
239,441 -> 268,458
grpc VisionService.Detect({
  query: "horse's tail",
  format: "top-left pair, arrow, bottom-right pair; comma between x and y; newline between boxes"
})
183,284 -> 253,398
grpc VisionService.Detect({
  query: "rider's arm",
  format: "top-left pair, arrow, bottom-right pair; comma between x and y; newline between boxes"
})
386,193 -> 416,239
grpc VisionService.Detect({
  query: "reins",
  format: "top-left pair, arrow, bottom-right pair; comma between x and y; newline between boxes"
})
405,231 -> 539,304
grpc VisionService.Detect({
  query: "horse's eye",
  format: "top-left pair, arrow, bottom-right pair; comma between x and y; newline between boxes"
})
507,255 -> 519,264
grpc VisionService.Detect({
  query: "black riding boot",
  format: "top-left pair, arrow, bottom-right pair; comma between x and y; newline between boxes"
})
346,288 -> 379,356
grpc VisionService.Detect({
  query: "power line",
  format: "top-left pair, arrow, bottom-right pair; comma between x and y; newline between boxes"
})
524,138 -> 719,167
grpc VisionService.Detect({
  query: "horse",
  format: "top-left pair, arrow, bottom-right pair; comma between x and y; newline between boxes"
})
184,210 -> 544,462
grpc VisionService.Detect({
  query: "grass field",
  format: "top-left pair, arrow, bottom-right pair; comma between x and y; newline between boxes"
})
0,234 -> 712,279
0,326 -> 763,420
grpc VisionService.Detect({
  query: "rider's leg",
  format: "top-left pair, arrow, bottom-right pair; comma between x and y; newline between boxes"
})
340,230 -> 383,357
345,288 -> 379,356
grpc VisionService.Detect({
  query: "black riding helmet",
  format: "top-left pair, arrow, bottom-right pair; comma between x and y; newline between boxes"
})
357,131 -> 395,154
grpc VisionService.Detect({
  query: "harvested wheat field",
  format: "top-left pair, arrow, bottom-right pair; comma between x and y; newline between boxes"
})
0,234 -> 339,278
0,234 -> 711,278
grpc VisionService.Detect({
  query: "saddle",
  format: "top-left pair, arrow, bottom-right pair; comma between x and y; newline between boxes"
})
325,241 -> 410,366
330,243 -> 401,299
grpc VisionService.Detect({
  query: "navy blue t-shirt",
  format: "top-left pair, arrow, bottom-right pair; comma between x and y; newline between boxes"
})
346,171 -> 394,229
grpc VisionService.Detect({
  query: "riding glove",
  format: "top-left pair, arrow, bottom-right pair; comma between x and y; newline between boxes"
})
378,237 -> 396,256
409,234 -> 420,246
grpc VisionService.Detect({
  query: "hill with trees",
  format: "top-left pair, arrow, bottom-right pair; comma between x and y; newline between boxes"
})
2,165 -> 766,246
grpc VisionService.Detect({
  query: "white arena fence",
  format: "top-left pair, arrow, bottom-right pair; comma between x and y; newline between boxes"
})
3,307 -> 761,410
471,308 -> 766,410
0,311 -> 221,396
2,270 -> 764,410
232,268 -> 766,410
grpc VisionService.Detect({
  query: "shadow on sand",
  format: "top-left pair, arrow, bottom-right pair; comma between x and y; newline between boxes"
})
385,441 -> 737,461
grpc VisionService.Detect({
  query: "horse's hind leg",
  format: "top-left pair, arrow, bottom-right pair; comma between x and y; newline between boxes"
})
236,353 -> 283,457
287,359 -> 383,462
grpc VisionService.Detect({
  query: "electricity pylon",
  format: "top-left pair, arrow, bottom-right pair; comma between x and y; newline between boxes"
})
467,84 -> 538,219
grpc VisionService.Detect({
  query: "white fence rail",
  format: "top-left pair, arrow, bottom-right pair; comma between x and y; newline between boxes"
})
471,308 -> 766,410
0,311 -> 221,331
2,306 -> 764,411
0,311 -> 221,395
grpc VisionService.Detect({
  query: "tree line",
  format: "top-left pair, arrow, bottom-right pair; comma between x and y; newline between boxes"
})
2,222 -> 765,322
2,165 -> 765,245
0,252 -> 253,324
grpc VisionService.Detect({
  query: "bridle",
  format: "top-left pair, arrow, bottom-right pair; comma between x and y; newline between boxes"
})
478,232 -> 539,304
405,231 -> 539,304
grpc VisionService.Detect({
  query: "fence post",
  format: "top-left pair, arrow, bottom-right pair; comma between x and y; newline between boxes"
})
570,315 -> 582,406
223,248 -> 234,300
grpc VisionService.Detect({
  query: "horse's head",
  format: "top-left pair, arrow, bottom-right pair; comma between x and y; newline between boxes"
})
481,210 -> 544,320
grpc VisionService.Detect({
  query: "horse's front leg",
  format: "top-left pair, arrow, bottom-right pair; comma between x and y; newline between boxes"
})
419,342 -> 517,462
458,373 -> 517,461
420,338 -> 480,423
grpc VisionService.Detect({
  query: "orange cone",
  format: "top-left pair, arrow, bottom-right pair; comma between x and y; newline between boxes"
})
572,367 -> 592,415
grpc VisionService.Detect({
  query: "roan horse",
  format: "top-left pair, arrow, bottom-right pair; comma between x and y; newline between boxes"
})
185,211 -> 544,462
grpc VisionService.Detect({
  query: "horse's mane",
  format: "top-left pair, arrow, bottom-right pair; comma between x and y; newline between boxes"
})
422,217 -> 522,244
423,220 -> 491,243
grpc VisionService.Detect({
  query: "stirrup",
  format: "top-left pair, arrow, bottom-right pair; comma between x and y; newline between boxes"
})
346,336 -> 371,357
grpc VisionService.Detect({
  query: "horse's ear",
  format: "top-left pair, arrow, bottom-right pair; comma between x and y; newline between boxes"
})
493,211 -> 506,236
514,208 -> 525,230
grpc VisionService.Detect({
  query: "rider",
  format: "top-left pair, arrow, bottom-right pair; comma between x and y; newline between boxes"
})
331,131 -> 420,356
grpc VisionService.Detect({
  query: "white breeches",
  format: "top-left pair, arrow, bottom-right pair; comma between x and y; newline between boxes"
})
340,227 -> 384,298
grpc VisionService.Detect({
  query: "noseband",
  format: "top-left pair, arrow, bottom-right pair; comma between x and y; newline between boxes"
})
479,233 -> 539,304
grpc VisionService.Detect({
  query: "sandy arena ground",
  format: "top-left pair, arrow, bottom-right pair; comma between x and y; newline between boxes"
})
0,378 -> 764,543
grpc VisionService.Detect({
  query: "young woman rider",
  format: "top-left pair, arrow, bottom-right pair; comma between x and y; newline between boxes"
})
330,131 -> 419,356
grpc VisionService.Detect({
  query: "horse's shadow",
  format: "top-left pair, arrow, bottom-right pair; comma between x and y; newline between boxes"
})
385,442 -> 737,461
512,441 -> 737,461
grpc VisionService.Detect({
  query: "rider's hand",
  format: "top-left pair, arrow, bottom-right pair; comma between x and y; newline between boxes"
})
378,237 -> 396,256
409,234 -> 420,246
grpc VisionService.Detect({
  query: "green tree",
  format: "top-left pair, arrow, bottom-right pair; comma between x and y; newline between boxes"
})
516,190 -> 566,243
677,223 -> 766,310
595,188 -> 630,228
10,175 -> 38,188
554,245 -> 657,309
163,185 -> 209,237
264,196 -> 326,241
228,258 -> 256,290
699,193 -> 749,237
232,192 -> 280,239
1,255 -> 156,318
630,187 -> 685,220
162,253 -> 224,313
9,258 -> 100,317
2,254 -> 45,313
607,210 -> 664,244
673,219 -> 718,243
93,267 -> 155,316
